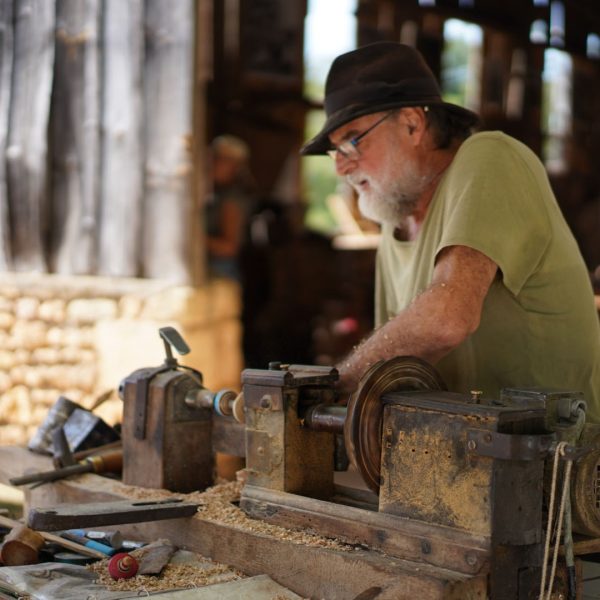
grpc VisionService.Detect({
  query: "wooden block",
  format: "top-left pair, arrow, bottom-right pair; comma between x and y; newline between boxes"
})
131,539 -> 176,575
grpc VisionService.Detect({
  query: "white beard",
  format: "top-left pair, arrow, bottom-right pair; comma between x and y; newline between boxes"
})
357,180 -> 418,225
347,128 -> 436,227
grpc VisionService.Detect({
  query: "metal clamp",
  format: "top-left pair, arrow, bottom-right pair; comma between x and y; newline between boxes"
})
466,429 -> 556,461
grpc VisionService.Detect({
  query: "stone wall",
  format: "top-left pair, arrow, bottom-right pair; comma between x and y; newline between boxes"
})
0,274 -> 243,446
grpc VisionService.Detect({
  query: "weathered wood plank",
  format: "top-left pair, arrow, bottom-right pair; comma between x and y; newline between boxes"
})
97,0 -> 143,277
5,0 -> 55,272
0,447 -> 487,600
49,0 -> 101,275
142,0 -> 194,283
241,484 -> 490,575
0,0 -> 13,270
127,512 -> 486,600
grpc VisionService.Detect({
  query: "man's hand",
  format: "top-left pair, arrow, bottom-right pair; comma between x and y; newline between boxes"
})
335,244 -> 498,393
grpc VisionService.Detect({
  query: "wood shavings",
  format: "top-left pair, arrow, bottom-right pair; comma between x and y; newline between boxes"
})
89,556 -> 244,593
189,481 -> 353,552
125,480 -> 353,552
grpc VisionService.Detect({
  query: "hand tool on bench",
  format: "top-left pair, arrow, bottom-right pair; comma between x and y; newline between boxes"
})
9,448 -> 123,486
27,498 -> 200,531
59,531 -> 116,556
67,528 -> 124,549
0,523 -> 45,565
0,515 -> 107,560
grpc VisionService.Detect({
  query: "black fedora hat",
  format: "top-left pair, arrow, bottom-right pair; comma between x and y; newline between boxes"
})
301,41 -> 479,155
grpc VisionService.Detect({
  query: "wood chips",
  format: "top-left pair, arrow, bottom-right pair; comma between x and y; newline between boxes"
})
126,479 -> 353,552
86,479 -> 352,594
89,557 -> 244,593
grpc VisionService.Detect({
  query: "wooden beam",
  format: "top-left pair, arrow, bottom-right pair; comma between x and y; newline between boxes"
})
141,0 -> 195,283
241,484 -> 490,575
50,0 -> 101,275
6,0 -> 55,272
97,0 -> 143,277
0,0 -> 13,270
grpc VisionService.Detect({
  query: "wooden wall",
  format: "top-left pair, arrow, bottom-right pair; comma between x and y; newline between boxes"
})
0,0 -> 203,284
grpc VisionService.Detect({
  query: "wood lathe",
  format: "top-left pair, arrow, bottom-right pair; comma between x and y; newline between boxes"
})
117,329 -> 600,598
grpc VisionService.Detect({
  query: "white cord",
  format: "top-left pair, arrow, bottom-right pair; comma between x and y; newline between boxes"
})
539,441 -> 573,600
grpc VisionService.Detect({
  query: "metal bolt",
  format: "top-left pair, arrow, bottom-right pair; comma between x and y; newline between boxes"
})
470,390 -> 483,403
483,433 -> 492,443
467,439 -> 477,451
260,395 -> 272,409
257,446 -> 264,456
465,553 -> 477,566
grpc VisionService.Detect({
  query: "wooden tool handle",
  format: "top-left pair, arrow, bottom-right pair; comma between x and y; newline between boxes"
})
88,449 -> 123,474
0,515 -> 106,560
0,524 -> 44,565
72,441 -> 122,463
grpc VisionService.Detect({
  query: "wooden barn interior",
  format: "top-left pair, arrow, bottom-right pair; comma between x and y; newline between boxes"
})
0,1 -> 598,598
209,0 -> 600,370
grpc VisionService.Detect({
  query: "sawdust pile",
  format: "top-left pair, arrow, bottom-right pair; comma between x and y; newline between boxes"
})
194,483 -> 353,551
89,557 -> 244,593
126,479 -> 354,552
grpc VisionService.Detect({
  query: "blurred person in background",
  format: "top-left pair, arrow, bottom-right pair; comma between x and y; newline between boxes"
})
205,135 -> 255,281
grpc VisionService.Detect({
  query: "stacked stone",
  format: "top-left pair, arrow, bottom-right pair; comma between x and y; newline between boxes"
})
0,274 -> 243,448
0,287 -> 109,446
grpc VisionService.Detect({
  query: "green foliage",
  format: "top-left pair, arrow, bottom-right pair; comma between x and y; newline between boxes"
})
302,110 -> 339,234
441,37 -> 471,105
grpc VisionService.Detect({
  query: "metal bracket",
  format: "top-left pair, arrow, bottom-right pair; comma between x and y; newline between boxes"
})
466,429 -> 556,461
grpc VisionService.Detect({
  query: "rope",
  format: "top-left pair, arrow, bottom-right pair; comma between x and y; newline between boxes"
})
539,441 -> 574,600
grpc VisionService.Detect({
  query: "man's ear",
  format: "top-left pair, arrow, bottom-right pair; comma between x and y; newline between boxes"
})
401,107 -> 427,143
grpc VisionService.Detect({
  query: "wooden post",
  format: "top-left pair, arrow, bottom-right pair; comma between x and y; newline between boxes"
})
49,0 -> 101,275
190,0 -> 212,286
97,0 -> 143,277
141,0 -> 195,283
6,0 -> 55,272
0,0 -> 14,271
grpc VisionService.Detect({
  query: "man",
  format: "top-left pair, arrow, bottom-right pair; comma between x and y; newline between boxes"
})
301,42 -> 600,421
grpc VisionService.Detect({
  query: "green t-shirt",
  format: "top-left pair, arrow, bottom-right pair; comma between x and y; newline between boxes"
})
376,131 -> 600,421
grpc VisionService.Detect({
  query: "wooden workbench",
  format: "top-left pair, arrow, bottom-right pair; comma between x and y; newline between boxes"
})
0,446 -> 487,599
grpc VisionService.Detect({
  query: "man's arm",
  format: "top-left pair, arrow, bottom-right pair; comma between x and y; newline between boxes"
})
336,244 -> 499,394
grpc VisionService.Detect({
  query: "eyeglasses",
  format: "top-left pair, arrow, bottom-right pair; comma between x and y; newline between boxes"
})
327,112 -> 394,161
